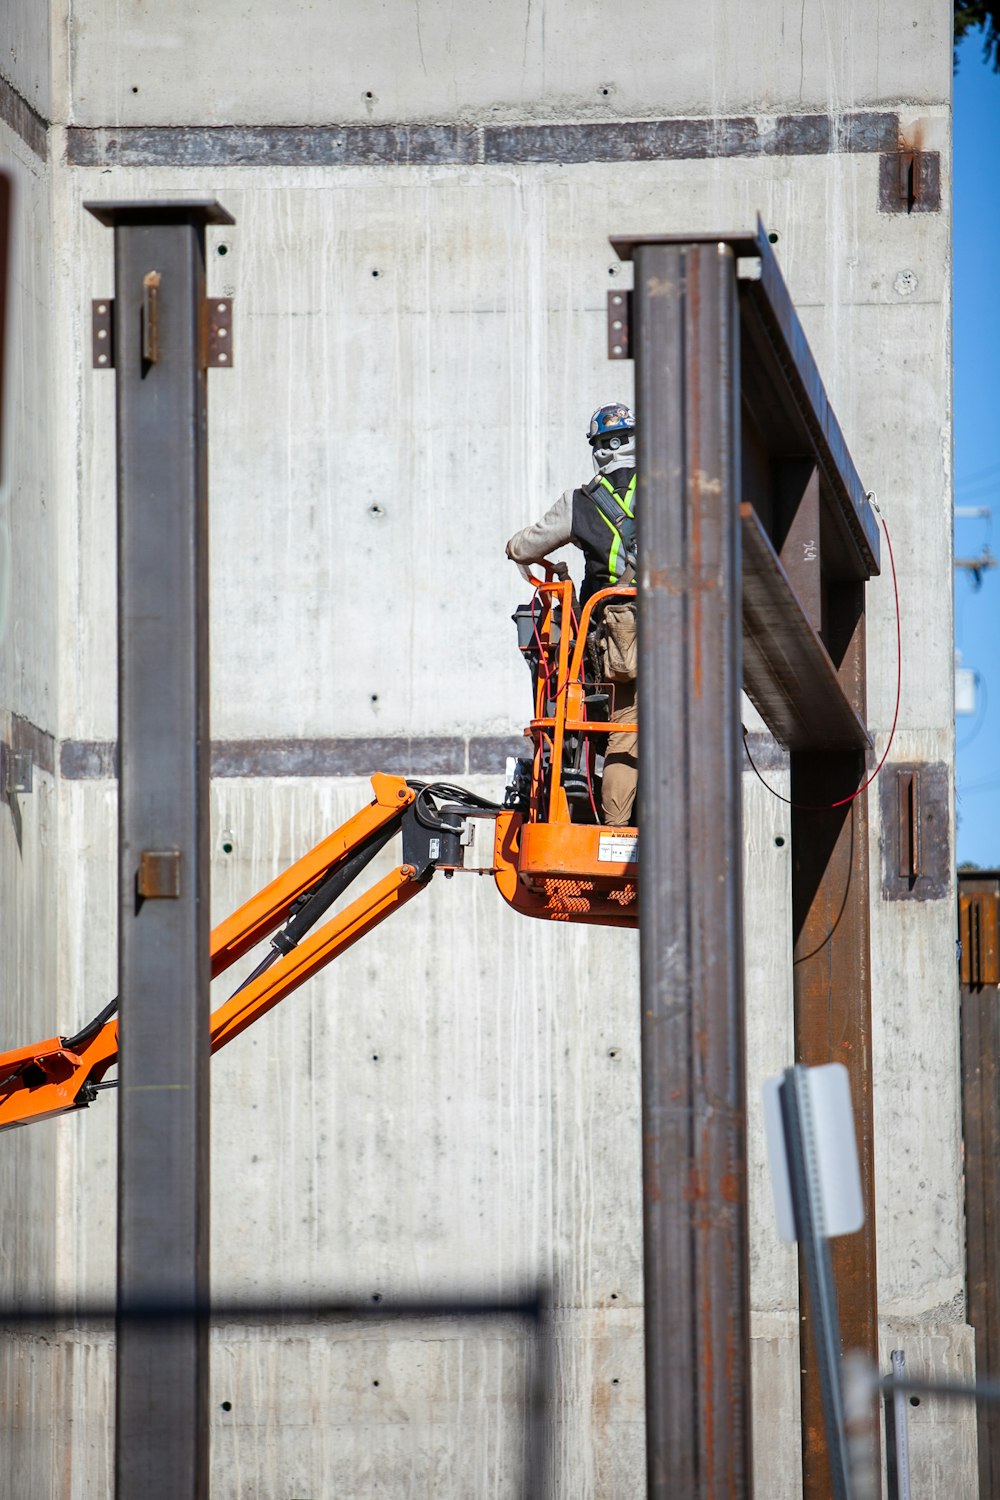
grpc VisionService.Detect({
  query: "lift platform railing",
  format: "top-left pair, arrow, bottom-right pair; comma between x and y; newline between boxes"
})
515,564 -> 637,828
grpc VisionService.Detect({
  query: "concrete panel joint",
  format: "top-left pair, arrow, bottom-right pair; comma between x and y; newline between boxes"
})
63,109 -> 905,171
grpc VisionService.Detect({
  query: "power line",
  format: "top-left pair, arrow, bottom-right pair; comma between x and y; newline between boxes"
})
955,546 -> 997,587
958,672 -> 988,751
956,478 -> 1000,501
957,460 -> 1000,488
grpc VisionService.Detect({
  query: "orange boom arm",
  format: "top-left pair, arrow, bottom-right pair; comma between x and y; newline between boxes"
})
0,774 -> 424,1132
0,574 -> 641,1133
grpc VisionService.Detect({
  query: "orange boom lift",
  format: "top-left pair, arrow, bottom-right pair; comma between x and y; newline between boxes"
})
0,566 -> 637,1132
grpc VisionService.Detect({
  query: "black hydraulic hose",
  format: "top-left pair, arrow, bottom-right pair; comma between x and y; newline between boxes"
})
59,811 -> 408,1042
226,946 -> 282,999
62,994 -> 120,1054
58,784 -> 496,1047
406,781 -> 503,833
226,814 -> 403,999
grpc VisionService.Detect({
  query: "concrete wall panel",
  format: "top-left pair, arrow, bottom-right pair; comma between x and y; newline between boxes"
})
0,4 -> 53,122
23,1319 -> 645,1500
1,145 -> 58,735
63,1 -> 950,128
871,729 -> 963,1317
50,773 -> 649,1494
60,140 -> 950,752
57,776 -> 644,1296
751,1318 -> 802,1500
0,1340 -> 63,1500
0,126 -> 62,1500
44,758 -> 807,1497
744,762 -> 802,1499
0,0 -> 968,1491
877,1324 -> 977,1498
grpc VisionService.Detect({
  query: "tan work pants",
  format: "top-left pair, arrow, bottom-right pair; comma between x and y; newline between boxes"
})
602,680 -> 637,826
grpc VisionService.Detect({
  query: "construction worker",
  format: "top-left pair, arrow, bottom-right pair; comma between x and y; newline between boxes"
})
505,403 -> 638,826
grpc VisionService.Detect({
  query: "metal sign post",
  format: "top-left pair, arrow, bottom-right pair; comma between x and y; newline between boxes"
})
884,1349 -> 913,1500
764,1062 -> 866,1500
778,1066 -> 853,1499
85,198 -> 233,1500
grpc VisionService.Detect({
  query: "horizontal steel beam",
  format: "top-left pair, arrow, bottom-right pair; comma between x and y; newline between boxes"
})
612,221 -> 880,582
744,225 -> 879,576
740,505 -> 872,750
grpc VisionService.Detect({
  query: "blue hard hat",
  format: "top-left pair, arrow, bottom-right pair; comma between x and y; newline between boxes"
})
588,403 -> 636,444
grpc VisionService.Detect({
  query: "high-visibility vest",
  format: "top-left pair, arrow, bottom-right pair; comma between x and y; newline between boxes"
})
570,469 -> 637,604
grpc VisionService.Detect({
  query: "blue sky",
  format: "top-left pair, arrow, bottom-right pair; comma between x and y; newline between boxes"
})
953,31 -> 1000,867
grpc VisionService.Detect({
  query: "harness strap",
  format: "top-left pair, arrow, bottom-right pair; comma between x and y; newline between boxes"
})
584,473 -> 637,575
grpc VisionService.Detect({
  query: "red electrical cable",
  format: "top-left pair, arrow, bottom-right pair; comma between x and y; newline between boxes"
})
553,596 -> 583,706
531,587 -> 583,709
742,495 -> 901,813
559,596 -> 604,823
529,591 -> 555,703
582,732 -> 601,824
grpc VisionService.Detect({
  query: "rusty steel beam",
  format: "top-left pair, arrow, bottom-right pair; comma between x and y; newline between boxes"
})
85,197 -> 233,1500
612,224 -> 879,1498
63,112 -> 902,170
612,222 -> 880,584
960,882 -> 1000,987
630,238 -> 752,1498
743,227 -> 879,579
789,578 -> 879,1499
958,874 -> 1000,1499
769,267 -> 879,1494
775,460 -> 822,630
740,506 -> 870,751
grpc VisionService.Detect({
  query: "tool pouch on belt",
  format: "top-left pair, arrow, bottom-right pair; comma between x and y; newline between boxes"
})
598,602 -> 637,682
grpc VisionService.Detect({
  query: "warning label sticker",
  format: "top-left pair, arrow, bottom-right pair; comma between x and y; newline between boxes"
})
598,835 -> 638,864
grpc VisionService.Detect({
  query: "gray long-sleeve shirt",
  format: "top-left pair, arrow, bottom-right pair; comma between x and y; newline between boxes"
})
506,455 -> 637,564
505,490 -> 575,563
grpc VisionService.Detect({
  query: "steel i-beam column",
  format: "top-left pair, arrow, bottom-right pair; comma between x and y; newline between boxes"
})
85,199 -> 233,1500
634,240 -> 753,1497
790,586 -> 878,1499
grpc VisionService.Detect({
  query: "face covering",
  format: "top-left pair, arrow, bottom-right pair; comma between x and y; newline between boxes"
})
591,433 -> 636,472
